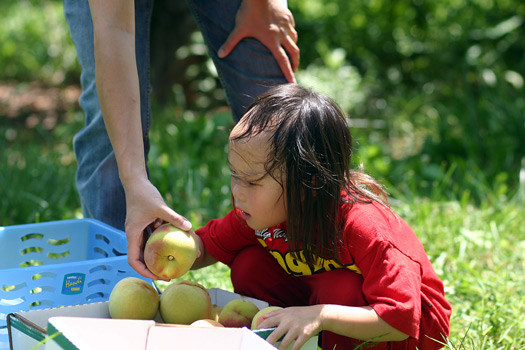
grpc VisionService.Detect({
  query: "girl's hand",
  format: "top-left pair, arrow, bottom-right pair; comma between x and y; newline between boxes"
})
258,305 -> 324,350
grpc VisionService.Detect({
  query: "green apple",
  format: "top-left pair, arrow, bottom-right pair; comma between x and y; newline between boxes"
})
144,223 -> 198,280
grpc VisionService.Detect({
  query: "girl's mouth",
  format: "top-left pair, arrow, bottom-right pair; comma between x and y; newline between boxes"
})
240,210 -> 251,220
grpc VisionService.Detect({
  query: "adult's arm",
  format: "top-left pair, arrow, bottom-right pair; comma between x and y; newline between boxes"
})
88,0 -> 192,280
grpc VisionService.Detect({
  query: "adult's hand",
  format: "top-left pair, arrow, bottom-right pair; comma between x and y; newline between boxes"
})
218,0 -> 300,83
123,177 -> 192,280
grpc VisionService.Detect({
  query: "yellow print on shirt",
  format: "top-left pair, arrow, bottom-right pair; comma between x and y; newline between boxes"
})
257,238 -> 361,276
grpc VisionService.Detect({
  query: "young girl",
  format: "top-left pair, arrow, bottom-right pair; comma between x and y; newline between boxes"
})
191,84 -> 451,350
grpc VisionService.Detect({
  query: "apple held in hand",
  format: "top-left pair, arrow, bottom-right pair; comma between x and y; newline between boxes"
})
144,223 -> 198,280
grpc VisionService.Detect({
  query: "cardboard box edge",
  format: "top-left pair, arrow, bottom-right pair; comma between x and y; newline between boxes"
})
7,312 -> 46,348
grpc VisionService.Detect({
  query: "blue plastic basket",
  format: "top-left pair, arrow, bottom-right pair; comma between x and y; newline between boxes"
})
0,219 -> 150,349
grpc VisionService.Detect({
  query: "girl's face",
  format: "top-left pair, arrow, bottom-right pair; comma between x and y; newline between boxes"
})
228,125 -> 287,230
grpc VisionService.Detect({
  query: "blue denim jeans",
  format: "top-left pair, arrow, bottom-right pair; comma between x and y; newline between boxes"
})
63,0 -> 286,230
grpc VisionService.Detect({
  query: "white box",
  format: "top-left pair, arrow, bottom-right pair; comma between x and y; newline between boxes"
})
44,316 -> 275,350
7,288 -> 318,350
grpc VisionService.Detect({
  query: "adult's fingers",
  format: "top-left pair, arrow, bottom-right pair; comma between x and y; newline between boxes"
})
218,27 -> 243,59
126,226 -> 163,280
280,30 -> 300,73
268,43 -> 297,83
158,204 -> 192,232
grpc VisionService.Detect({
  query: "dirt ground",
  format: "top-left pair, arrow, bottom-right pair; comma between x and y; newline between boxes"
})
0,82 -> 81,130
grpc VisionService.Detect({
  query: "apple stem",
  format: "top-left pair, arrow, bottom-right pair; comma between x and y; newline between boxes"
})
168,255 -> 175,261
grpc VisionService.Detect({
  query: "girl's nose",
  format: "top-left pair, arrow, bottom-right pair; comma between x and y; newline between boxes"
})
231,179 -> 246,203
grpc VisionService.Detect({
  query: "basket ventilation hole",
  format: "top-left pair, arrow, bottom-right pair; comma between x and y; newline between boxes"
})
29,300 -> 53,308
19,260 -> 43,267
89,265 -> 109,274
48,251 -> 70,259
48,237 -> 71,246
30,286 -> 54,294
94,247 -> 109,258
85,292 -> 106,301
20,247 -> 43,255
95,234 -> 110,245
0,296 -> 25,307
20,233 -> 44,242
1,282 -> 27,292
87,279 -> 110,288
112,248 -> 126,256
30,287 -> 43,294
32,272 -> 57,280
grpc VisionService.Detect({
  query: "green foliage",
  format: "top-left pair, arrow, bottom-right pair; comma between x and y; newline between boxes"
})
0,114 -> 81,225
147,108 -> 234,225
290,0 -> 525,87
290,0 -> 525,203
0,0 -> 80,85
2,0 -> 524,199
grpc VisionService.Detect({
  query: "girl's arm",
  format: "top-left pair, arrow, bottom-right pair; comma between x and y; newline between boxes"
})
321,305 -> 409,341
260,304 -> 409,350
191,233 -> 218,270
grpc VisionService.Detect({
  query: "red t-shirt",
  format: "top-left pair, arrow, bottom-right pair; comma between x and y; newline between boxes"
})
196,200 -> 451,348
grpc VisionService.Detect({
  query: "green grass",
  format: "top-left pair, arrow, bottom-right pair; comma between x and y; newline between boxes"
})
395,199 -> 524,348
1,105 -> 524,349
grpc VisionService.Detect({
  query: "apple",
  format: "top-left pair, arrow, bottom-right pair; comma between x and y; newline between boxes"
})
160,280 -> 212,324
218,299 -> 259,328
108,277 -> 159,320
144,223 -> 198,280
251,306 -> 283,329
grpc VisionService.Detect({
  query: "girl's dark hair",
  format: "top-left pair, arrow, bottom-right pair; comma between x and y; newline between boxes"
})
232,84 -> 388,265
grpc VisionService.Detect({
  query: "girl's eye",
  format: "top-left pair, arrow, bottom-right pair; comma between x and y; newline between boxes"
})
231,175 -> 257,187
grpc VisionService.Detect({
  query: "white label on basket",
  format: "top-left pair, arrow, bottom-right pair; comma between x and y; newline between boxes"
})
62,273 -> 86,295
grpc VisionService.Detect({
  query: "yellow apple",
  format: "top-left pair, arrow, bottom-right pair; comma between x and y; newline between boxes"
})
251,306 -> 283,329
144,223 -> 198,280
108,277 -> 159,320
160,280 -> 212,324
